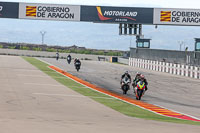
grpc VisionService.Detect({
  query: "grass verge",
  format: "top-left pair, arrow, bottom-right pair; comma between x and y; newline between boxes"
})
23,57 -> 200,126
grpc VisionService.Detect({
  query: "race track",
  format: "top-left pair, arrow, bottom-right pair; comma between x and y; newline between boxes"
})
40,58 -> 200,119
1,55 -> 200,133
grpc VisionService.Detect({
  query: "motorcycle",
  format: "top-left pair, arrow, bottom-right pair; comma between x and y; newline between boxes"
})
121,76 -> 130,94
67,57 -> 71,64
134,81 -> 146,100
74,61 -> 81,71
56,56 -> 59,60
56,53 -> 59,60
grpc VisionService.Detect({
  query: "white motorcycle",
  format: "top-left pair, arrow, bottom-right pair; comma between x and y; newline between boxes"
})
121,76 -> 131,94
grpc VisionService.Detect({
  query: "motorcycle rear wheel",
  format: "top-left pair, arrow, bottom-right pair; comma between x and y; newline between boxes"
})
122,85 -> 129,94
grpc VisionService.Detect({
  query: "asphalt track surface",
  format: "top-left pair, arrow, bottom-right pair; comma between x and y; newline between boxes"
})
40,58 -> 200,119
1,55 -> 200,133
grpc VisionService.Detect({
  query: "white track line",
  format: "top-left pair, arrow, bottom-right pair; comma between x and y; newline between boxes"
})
24,83 -> 64,87
18,74 -> 66,79
36,57 -> 200,121
18,74 -> 49,78
33,93 -> 115,100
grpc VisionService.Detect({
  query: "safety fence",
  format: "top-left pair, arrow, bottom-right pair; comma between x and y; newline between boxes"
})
129,58 -> 200,79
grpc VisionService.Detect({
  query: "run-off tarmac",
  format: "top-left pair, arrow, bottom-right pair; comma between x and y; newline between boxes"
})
0,55 -> 199,133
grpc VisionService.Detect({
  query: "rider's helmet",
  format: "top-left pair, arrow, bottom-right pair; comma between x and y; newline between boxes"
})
125,71 -> 129,75
136,72 -> 141,77
140,74 -> 145,81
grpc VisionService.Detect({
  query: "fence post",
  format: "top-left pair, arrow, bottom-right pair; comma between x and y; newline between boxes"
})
129,57 -> 131,66
136,58 -> 138,67
162,62 -> 165,72
194,67 -> 198,79
177,64 -> 180,75
150,60 -> 153,70
166,63 -> 169,73
169,63 -> 173,74
142,59 -> 145,69
173,64 -> 177,75
155,61 -> 159,71
158,62 -> 162,72
181,65 -> 185,76
146,60 -> 149,69
185,65 -> 189,77
145,60 -> 147,69
133,58 -> 136,67
152,61 -> 155,71
190,66 -> 194,78
140,59 -> 142,68
138,59 -> 140,68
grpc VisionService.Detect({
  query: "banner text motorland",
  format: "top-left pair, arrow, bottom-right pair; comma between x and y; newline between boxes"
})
103,10 -> 137,17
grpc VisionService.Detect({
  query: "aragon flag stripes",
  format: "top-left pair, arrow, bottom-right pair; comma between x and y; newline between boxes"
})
160,11 -> 171,22
26,6 -> 36,17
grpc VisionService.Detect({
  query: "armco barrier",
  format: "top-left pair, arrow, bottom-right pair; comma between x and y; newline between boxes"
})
129,58 -> 200,79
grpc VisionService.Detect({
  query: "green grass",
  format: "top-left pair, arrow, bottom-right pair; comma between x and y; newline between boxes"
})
22,57 -> 200,126
112,62 -> 127,65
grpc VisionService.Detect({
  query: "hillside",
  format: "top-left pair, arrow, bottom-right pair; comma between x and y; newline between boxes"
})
0,42 -> 125,56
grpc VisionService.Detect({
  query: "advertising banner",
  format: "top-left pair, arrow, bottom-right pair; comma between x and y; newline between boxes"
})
81,6 -> 153,24
19,3 -> 80,21
154,8 -> 200,26
0,2 -> 19,18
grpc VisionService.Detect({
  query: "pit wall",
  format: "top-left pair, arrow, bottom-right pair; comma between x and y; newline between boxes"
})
118,57 -> 129,64
129,58 -> 200,79
130,48 -> 200,66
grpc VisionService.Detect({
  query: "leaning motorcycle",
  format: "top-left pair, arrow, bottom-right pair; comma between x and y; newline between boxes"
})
134,81 -> 146,100
74,61 -> 81,71
121,76 -> 130,94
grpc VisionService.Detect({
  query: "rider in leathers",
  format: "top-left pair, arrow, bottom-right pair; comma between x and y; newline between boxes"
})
120,71 -> 131,88
74,58 -> 81,66
132,72 -> 148,91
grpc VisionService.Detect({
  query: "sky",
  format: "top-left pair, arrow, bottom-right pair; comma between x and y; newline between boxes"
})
1,0 -> 200,51
2,0 -> 200,8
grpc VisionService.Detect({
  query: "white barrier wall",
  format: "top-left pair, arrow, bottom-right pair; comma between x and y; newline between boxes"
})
129,58 -> 200,79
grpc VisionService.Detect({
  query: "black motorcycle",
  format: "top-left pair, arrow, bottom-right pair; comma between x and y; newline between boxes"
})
74,61 -> 81,71
56,52 -> 59,60
67,56 -> 71,64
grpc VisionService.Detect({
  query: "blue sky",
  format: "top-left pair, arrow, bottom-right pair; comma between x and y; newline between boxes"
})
0,0 -> 200,51
1,0 -> 200,9
3,0 -> 200,8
